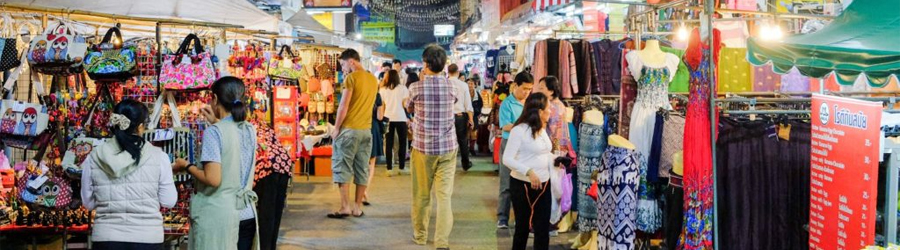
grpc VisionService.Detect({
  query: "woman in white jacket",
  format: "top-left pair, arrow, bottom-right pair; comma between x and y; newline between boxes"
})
81,99 -> 177,250
502,93 -> 571,250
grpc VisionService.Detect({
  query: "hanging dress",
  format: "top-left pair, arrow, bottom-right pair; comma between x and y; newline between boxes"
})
624,50 -> 679,233
679,28 -> 721,250
575,122 -> 606,231
596,145 -> 642,250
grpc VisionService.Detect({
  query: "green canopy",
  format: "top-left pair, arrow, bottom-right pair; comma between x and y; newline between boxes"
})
747,0 -> 900,87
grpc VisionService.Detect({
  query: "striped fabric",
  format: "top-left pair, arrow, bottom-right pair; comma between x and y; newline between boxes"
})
532,0 -> 572,11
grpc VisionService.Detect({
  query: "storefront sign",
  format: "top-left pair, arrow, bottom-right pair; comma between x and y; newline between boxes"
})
304,0 -> 351,8
361,22 -> 395,44
809,94 -> 883,250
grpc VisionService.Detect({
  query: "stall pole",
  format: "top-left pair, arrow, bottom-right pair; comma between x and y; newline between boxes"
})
886,140 -> 900,246
156,22 -> 162,96
704,0 -> 720,248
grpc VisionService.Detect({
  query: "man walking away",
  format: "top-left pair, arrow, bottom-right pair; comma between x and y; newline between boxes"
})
496,72 -> 534,229
327,49 -> 377,219
407,45 -> 458,250
447,64 -> 474,171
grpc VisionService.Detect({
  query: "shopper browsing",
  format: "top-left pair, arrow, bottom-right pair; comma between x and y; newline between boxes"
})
172,76 -> 259,250
379,70 -> 410,176
406,44 -> 458,250
327,49 -> 378,219
497,72 -> 534,229
393,59 -> 407,85
447,64 -> 474,171
502,93 -> 572,250
80,99 -> 176,250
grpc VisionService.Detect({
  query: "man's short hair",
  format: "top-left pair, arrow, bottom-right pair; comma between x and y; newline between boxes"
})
447,64 -> 459,75
422,44 -> 447,73
392,59 -> 402,65
339,49 -> 361,61
514,71 -> 534,86
382,62 -> 392,68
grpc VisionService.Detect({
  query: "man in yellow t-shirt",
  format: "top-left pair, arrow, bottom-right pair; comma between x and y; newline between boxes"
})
328,49 -> 377,219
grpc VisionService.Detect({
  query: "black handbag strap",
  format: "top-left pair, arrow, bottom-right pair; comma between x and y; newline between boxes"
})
100,26 -> 123,44
278,45 -> 295,58
175,34 -> 204,55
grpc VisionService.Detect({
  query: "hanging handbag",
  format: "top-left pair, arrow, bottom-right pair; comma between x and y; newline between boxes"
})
15,159 -> 73,209
26,21 -> 88,76
267,45 -> 303,80
160,34 -> 217,90
84,26 -> 137,81
0,14 -> 21,72
143,91 -> 198,164
1,55 -> 50,139
60,87 -> 113,178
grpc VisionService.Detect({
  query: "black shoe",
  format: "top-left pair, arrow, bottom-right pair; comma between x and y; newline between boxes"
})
462,163 -> 472,171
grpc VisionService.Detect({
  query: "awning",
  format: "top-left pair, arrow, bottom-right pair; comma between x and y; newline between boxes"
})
746,0 -> 900,87
1,0 -> 280,32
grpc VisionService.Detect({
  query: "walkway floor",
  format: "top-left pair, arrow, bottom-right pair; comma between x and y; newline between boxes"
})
277,155 -> 576,250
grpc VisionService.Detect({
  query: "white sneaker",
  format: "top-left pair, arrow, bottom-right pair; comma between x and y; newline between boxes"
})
386,170 -> 397,177
400,168 -> 411,175
550,230 -> 559,237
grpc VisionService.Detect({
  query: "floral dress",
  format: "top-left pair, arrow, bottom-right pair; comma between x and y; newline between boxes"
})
679,28 -> 721,250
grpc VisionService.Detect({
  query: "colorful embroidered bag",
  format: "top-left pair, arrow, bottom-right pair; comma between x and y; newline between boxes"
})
160,34 -> 217,90
84,26 -> 137,81
267,45 -> 303,80
26,21 -> 88,76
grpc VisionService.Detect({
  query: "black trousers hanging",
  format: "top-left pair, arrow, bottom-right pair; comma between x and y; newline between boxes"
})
254,173 -> 291,250
510,177 -> 551,250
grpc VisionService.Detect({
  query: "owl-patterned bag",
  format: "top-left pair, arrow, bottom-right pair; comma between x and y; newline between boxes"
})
61,137 -> 106,179
26,21 -> 88,76
0,66 -> 50,138
16,161 -> 73,209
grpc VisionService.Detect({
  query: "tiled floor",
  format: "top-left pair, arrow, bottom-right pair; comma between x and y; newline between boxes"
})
277,155 -> 577,250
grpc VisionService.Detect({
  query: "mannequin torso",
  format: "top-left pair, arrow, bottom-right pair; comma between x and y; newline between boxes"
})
635,40 -> 667,66
583,109 -> 604,126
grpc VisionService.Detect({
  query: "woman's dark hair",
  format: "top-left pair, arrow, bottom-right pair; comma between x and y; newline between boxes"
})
406,71 -> 420,87
422,44 -> 447,73
112,99 -> 149,161
514,92 -> 549,138
211,76 -> 248,122
514,71 -> 534,86
540,76 -> 562,100
384,69 -> 401,90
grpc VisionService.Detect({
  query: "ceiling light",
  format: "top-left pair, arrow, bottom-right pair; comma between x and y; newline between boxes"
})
676,23 -> 689,41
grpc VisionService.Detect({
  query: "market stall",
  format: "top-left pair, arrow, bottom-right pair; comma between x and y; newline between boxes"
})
452,0 -> 900,249
0,1 -> 356,248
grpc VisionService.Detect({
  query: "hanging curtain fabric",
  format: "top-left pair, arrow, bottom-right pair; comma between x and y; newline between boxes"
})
716,118 -> 811,250
751,65 -> 781,92
780,67 -> 810,92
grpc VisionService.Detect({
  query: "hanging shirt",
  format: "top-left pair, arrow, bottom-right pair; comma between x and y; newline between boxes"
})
714,21 -> 750,48
660,46 -> 690,92
780,68 -> 810,93
717,47 -> 753,92
752,65 -> 781,92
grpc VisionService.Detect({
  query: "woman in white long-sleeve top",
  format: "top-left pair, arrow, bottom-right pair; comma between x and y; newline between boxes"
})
81,99 -> 177,250
502,93 -> 572,250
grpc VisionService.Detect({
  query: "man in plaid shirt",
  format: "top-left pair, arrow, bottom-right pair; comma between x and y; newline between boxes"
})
406,44 -> 457,250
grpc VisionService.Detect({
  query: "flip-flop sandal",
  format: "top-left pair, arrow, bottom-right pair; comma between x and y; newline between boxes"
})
353,211 -> 365,218
326,212 -> 350,219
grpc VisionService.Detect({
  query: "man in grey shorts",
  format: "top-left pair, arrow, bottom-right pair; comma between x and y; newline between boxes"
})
327,49 -> 378,219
